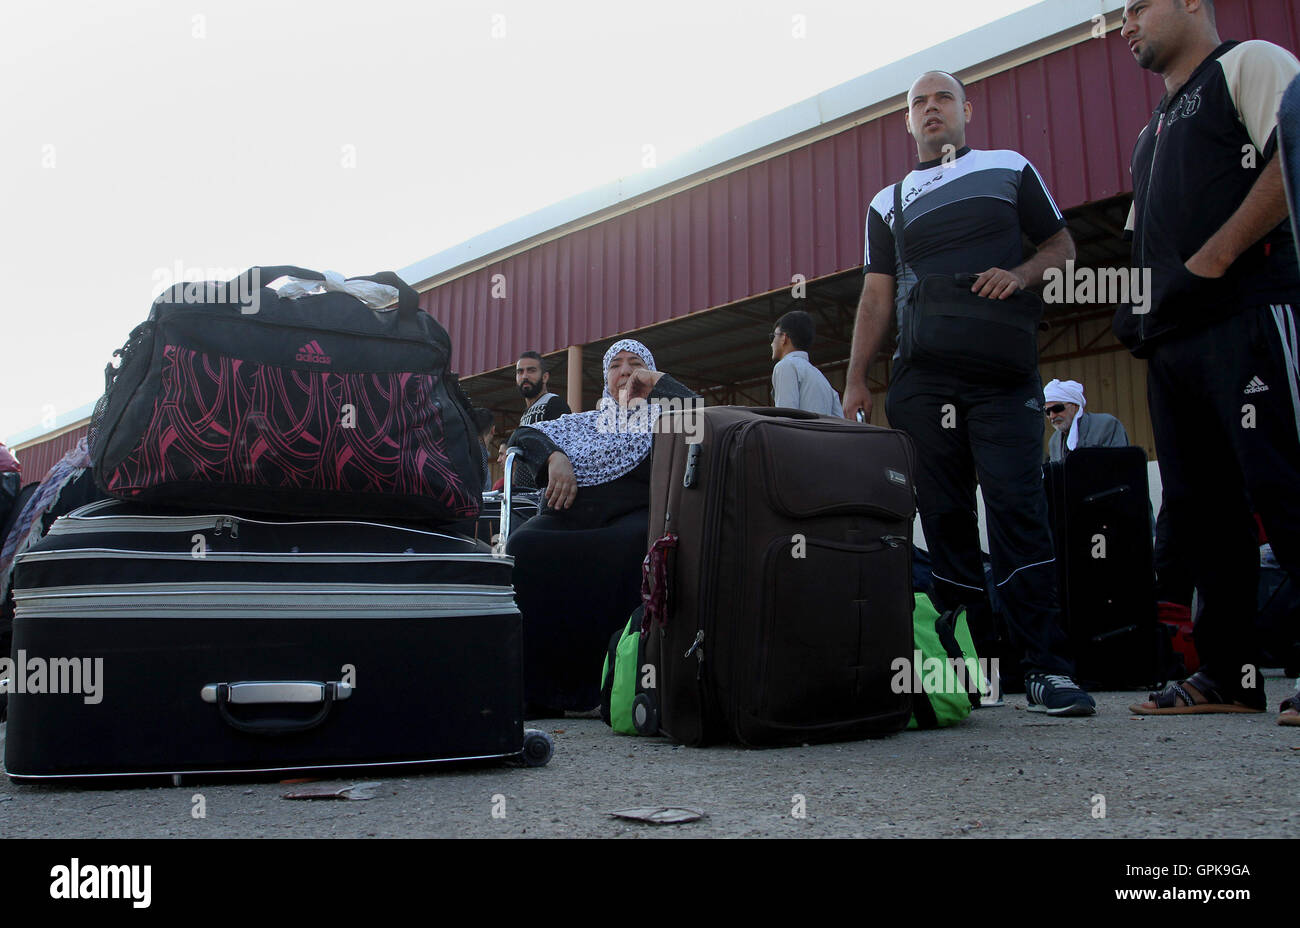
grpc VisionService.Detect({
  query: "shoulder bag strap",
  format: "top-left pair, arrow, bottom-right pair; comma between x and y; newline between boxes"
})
893,182 -> 910,277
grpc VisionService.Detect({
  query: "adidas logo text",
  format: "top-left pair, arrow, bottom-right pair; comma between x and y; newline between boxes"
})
295,340 -> 332,365
1244,377 -> 1269,394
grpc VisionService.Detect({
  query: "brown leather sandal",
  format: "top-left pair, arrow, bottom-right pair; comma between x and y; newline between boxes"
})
1130,671 -> 1265,715
1279,691 -> 1300,726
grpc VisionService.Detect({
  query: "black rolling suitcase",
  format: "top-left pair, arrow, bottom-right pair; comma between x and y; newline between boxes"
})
1043,447 -> 1170,689
3,499 -> 552,781
643,407 -> 916,746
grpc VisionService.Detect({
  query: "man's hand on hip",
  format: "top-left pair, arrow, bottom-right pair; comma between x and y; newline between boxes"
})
971,267 -> 1026,299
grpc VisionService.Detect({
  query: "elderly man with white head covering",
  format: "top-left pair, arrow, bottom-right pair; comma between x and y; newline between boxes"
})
1043,378 -> 1131,463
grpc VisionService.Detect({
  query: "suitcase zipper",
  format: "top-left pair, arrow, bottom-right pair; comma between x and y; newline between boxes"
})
14,583 -> 517,619
684,630 -> 705,679
168,311 -> 444,363
691,421 -> 740,739
50,503 -> 470,545
213,517 -> 239,538
16,548 -> 509,566
727,422 -> 754,734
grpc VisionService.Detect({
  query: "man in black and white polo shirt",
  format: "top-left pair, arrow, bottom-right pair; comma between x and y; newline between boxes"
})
516,351 -> 571,427
1116,0 -> 1300,718
503,351 -> 571,489
843,70 -> 1095,716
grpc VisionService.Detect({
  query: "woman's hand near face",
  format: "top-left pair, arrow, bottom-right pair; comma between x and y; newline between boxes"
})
618,367 -> 665,406
544,451 -> 578,510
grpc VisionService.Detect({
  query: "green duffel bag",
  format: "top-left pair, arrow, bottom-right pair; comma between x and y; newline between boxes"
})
905,593 -> 986,729
599,605 -> 661,736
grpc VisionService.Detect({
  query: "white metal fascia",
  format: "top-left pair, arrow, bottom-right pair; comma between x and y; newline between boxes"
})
7,402 -> 97,450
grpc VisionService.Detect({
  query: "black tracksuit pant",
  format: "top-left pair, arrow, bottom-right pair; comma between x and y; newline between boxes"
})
887,360 -> 1075,680
1146,303 -> 1300,701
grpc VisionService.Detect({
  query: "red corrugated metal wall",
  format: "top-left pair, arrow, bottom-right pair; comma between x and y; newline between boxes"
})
425,0 -> 1300,376
12,425 -> 88,484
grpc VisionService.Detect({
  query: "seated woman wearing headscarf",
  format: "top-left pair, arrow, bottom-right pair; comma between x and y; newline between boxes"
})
504,339 -> 698,717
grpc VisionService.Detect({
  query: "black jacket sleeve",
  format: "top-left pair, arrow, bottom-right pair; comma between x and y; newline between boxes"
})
505,427 -> 560,483
648,373 -> 698,401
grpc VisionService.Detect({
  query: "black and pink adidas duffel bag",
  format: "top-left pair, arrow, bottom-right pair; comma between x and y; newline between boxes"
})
88,265 -> 482,522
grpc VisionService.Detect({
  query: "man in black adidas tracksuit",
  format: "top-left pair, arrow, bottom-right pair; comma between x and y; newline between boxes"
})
843,71 -> 1095,716
1117,0 -> 1300,716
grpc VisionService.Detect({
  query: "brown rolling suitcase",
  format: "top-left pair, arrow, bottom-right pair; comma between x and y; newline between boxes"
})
641,406 -> 916,746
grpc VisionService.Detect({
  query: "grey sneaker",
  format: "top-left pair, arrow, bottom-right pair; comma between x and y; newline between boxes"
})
1025,673 -> 1096,717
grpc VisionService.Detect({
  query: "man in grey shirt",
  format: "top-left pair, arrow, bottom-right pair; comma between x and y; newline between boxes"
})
770,310 -> 843,417
1043,378 -> 1130,463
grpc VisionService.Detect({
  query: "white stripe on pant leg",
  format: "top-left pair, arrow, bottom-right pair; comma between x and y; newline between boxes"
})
1271,304 -> 1300,445
994,557 -> 1057,588
931,570 -> 986,593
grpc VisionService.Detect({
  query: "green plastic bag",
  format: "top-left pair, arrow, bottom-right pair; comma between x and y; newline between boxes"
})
905,593 -> 985,729
599,605 -> 659,735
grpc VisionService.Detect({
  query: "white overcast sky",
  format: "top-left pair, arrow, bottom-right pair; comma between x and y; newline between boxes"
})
0,0 -> 1042,445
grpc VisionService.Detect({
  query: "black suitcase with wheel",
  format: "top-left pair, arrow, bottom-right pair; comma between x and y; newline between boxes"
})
3,499 -> 551,780
1043,447 -> 1170,689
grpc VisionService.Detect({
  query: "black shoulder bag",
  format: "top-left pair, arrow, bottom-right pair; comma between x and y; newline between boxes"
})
893,183 -> 1043,383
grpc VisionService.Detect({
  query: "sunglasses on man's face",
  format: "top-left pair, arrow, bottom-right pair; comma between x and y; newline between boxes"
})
1045,404 -> 1067,415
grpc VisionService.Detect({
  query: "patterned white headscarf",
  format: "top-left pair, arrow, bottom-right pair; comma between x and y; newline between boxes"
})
527,339 -> 662,486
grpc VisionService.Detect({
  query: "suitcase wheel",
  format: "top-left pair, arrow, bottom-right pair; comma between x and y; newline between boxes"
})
520,729 -> 554,768
632,693 -> 659,735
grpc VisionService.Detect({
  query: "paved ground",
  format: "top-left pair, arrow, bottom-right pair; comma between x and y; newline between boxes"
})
2,675 -> 1297,839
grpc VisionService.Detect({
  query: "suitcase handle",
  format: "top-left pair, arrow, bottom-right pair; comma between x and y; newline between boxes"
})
201,681 -> 352,736
228,266 -> 421,314
747,407 -> 822,420
1082,485 -> 1130,505
499,446 -> 521,549
641,533 -> 678,632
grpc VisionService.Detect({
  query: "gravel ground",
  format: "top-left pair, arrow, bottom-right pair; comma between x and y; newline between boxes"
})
2,675 -> 1297,839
